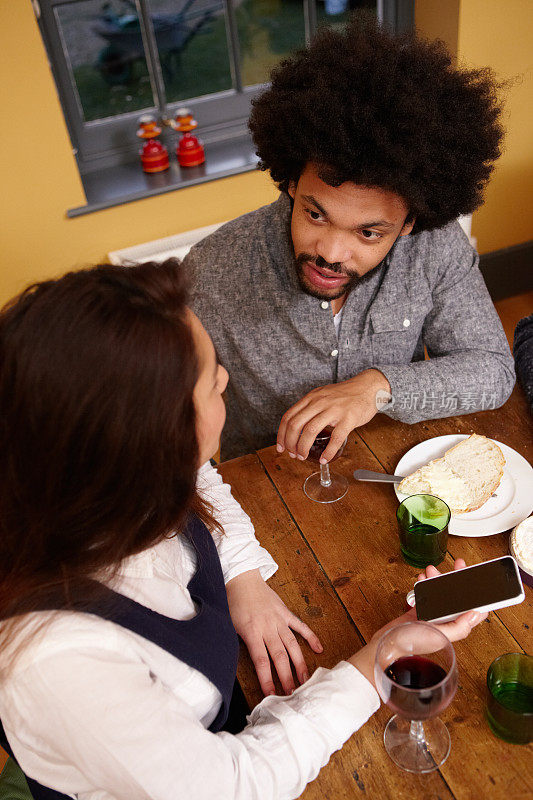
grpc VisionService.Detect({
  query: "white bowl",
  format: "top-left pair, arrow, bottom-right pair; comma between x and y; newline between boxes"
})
509,515 -> 533,587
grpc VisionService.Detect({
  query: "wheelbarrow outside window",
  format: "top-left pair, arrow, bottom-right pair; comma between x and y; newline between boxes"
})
35,1 -> 401,174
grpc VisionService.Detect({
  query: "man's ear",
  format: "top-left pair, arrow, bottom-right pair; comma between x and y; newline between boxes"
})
399,215 -> 416,237
287,180 -> 296,200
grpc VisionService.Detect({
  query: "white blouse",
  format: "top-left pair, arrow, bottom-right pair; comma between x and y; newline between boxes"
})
0,462 -> 380,800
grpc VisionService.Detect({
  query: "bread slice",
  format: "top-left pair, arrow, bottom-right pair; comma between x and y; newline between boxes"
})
397,434 -> 505,513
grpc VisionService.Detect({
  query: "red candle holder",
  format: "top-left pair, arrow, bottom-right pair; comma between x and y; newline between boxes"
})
172,107 -> 205,167
140,138 -> 169,173
176,132 -> 205,167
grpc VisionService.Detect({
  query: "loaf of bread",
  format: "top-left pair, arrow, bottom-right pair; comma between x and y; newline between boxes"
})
397,434 -> 505,513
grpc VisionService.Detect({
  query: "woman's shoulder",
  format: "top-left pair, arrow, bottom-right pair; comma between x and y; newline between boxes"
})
1,609 -> 129,678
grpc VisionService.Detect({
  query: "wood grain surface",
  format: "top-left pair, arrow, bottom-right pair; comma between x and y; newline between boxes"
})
1,295 -> 528,789
218,385 -> 533,800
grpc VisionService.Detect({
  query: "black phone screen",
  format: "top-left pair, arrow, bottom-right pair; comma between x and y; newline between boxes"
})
415,557 -> 522,621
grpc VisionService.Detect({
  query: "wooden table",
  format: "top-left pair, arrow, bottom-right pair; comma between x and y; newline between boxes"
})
218,385 -> 533,800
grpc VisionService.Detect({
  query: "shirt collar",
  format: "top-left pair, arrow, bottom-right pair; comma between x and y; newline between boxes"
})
114,548 -> 156,578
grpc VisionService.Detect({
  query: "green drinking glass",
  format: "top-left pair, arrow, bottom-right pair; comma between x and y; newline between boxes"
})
396,494 -> 450,568
486,653 -> 533,744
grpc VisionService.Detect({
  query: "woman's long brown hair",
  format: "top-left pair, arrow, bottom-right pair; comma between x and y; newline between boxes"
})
0,258 -> 219,668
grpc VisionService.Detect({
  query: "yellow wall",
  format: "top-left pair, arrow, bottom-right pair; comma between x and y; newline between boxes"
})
1,2 -> 532,308
0,2 -> 277,306
416,0 -> 533,254
415,0 -> 459,62
457,0 -> 533,253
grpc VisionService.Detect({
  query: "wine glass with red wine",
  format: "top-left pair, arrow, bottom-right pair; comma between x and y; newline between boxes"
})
374,621 -> 458,773
303,427 -> 348,503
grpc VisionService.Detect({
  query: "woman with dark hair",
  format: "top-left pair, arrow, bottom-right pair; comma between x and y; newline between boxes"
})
0,260 -> 484,800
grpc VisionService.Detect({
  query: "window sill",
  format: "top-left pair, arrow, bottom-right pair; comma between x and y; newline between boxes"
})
68,133 -> 259,218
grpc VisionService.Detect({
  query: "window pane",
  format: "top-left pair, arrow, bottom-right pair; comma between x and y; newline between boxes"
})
55,0 -> 156,122
148,0 -> 232,103
237,0 -> 306,88
317,0 -> 376,31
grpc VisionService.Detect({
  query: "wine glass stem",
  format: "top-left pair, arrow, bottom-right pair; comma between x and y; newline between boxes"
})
410,720 -> 426,744
320,462 -> 332,487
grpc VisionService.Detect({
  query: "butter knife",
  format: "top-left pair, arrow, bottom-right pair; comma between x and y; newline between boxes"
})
353,469 -> 405,483
353,469 -> 497,497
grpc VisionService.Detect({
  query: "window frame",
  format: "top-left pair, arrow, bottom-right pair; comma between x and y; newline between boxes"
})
34,0 -> 413,186
38,0 -> 265,169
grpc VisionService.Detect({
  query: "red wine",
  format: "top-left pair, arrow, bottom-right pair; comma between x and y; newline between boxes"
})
307,427 -> 346,463
384,655 -> 455,720
386,656 -> 447,688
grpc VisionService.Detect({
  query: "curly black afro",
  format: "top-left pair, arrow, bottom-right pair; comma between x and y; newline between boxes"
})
249,14 -> 505,232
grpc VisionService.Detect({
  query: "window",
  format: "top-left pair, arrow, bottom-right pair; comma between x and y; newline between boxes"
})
34,0 -> 412,212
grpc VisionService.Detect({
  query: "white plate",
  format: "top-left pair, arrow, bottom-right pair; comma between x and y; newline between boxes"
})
394,435 -> 533,537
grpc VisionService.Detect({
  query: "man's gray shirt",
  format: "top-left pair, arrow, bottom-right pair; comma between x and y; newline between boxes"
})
187,194 -> 515,461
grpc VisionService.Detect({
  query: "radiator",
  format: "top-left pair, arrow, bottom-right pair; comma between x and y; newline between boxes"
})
108,221 -> 225,265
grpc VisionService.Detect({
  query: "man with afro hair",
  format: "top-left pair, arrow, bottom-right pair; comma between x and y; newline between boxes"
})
188,15 -> 515,463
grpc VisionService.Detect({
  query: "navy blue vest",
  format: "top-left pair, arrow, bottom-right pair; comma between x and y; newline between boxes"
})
0,515 -> 246,799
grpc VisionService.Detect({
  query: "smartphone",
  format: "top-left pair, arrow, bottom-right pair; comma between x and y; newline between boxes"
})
414,556 -> 525,624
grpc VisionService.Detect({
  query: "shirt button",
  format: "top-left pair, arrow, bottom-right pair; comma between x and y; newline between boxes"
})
330,349 -> 339,357
151,552 -> 157,562
403,318 -> 411,328
320,301 -> 329,309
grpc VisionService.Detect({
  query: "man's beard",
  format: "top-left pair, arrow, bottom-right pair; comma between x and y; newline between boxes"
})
294,253 -> 365,301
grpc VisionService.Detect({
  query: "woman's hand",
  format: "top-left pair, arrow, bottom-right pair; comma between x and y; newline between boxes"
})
409,557 -> 489,642
348,558 -> 488,687
225,569 -> 323,696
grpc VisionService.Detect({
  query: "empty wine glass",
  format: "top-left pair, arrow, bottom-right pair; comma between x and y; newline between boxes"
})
303,427 -> 348,503
374,621 -> 458,773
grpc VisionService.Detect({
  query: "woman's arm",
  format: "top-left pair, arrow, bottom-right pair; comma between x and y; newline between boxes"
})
3,562 -> 485,800
196,461 -> 277,583
4,646 -> 378,800
197,462 -> 323,696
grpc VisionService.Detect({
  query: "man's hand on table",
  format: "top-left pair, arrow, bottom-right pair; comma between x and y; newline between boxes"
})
225,568 -> 323,696
276,369 -> 392,463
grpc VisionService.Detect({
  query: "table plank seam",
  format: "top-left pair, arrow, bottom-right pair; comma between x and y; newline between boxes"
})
468,615 -> 527,654
255,454 -> 367,649
254,454 -> 461,799
353,426 -> 385,465
433,767 -> 459,800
